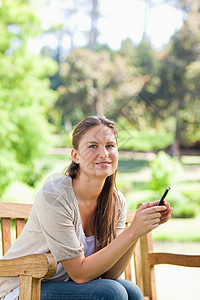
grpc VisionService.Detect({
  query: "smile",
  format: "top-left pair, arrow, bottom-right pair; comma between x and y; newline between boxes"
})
95,162 -> 111,167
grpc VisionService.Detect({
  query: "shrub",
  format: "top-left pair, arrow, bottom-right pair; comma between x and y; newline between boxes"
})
169,190 -> 198,218
149,151 -> 182,192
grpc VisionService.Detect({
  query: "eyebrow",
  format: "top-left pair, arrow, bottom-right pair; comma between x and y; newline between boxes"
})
86,140 -> 116,144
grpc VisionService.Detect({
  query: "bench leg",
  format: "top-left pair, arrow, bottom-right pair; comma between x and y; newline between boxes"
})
19,275 -> 41,300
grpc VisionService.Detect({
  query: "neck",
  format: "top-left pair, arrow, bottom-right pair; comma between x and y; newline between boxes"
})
72,172 -> 105,203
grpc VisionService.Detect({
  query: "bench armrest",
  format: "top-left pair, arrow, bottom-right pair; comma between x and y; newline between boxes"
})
0,253 -> 57,279
149,252 -> 200,267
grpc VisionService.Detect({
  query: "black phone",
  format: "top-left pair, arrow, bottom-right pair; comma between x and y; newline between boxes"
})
157,187 -> 171,206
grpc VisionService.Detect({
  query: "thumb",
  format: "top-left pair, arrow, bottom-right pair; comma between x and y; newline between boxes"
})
137,201 -> 150,212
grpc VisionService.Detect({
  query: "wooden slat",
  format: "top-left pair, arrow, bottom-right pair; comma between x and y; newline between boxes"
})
134,239 -> 144,294
126,210 -> 136,223
15,219 -> 26,238
1,218 -> 12,256
32,278 -> 41,300
0,202 -> 32,219
0,254 -> 57,278
124,222 -> 133,281
124,260 -> 132,281
140,233 -> 157,300
149,252 -> 200,267
19,275 -> 32,300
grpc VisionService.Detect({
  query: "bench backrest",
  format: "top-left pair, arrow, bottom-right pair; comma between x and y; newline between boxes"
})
0,202 -> 153,299
1,202 -> 200,300
0,202 -> 32,255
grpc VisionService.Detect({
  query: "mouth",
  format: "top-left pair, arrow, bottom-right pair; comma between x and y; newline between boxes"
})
95,161 -> 111,167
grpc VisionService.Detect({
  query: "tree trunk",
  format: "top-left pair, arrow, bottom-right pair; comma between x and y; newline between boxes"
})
88,0 -> 100,51
171,98 -> 180,157
93,79 -> 104,116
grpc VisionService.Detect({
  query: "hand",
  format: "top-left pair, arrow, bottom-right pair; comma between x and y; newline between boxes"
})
130,202 -> 170,239
148,200 -> 173,224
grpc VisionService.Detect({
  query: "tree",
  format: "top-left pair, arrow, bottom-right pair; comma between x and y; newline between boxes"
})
87,0 -> 101,50
0,0 -> 57,196
155,0 -> 200,155
56,48 -> 145,126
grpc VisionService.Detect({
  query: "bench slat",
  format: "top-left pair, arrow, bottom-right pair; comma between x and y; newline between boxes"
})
149,252 -> 200,267
16,219 -> 26,238
126,210 -> 135,223
0,202 -> 32,219
1,218 -> 12,256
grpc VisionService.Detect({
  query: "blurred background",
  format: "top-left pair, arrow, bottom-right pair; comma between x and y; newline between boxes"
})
0,0 -> 200,299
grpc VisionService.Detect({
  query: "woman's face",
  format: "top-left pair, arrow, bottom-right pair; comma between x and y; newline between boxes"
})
72,124 -> 118,179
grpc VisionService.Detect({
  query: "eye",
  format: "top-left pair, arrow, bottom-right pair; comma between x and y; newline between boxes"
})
89,144 -> 97,148
106,144 -> 115,148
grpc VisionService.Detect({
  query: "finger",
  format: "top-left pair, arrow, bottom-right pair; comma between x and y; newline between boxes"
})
160,214 -> 171,224
151,222 -> 160,230
145,211 -> 162,220
148,200 -> 160,207
162,207 -> 173,217
137,201 -> 150,212
160,210 -> 172,223
146,205 -> 167,215
152,217 -> 161,225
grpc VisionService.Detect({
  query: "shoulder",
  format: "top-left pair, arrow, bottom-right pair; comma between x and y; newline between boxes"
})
114,189 -> 127,207
114,189 -> 127,215
34,175 -> 78,214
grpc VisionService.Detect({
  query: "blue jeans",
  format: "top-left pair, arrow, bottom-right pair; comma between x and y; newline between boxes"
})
41,279 -> 143,300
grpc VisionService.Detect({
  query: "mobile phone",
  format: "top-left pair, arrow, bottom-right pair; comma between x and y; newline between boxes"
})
157,187 -> 171,206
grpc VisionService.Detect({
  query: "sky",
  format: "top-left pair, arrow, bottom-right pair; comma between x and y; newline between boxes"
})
29,0 -> 185,53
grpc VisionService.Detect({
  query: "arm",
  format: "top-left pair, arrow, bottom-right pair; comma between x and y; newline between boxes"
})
103,240 -> 138,279
103,199 -> 172,279
61,202 -> 171,283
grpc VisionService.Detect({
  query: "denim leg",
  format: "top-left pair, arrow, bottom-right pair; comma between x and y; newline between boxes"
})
41,279 -> 129,300
116,279 -> 143,300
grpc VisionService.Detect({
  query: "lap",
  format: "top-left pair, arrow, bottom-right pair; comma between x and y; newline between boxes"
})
41,278 -> 143,300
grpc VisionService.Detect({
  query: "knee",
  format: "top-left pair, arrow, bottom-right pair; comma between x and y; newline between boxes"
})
116,279 -> 143,300
99,279 -> 128,300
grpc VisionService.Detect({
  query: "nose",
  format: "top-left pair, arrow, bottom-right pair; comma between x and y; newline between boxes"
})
98,145 -> 109,158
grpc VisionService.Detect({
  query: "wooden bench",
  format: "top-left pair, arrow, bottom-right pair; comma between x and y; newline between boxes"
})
1,202 -> 200,300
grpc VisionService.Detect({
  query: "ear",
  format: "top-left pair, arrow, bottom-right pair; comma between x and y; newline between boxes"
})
71,148 -> 79,164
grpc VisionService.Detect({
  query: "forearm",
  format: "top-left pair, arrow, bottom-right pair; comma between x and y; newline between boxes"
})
62,225 -> 137,284
103,239 -> 138,279
62,202 -> 171,284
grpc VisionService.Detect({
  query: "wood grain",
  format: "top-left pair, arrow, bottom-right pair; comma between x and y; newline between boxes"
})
149,252 -> 200,267
1,218 -> 12,256
15,219 -> 26,238
0,254 -> 57,278
0,202 -> 32,219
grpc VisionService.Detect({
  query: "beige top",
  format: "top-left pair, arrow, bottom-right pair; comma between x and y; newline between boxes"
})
0,176 -> 127,298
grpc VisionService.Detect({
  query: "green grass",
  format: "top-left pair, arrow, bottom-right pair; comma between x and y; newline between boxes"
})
152,217 -> 200,242
117,128 -> 174,151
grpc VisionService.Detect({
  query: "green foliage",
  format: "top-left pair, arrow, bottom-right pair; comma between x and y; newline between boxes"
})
169,190 -> 198,218
149,151 -> 181,192
148,151 -> 200,218
56,48 -> 145,125
0,0 -> 57,196
117,127 -> 173,151
153,1 -> 200,152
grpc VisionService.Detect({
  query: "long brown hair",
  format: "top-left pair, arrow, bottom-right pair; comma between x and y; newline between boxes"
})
64,116 -> 120,252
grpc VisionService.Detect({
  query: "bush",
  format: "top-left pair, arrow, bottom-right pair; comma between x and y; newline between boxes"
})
169,190 -> 198,218
149,151 -> 182,192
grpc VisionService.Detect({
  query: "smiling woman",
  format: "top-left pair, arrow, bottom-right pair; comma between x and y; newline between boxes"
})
70,123 -> 118,178
0,116 -> 172,300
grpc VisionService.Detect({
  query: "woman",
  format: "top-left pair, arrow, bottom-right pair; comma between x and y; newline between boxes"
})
0,116 -> 172,300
